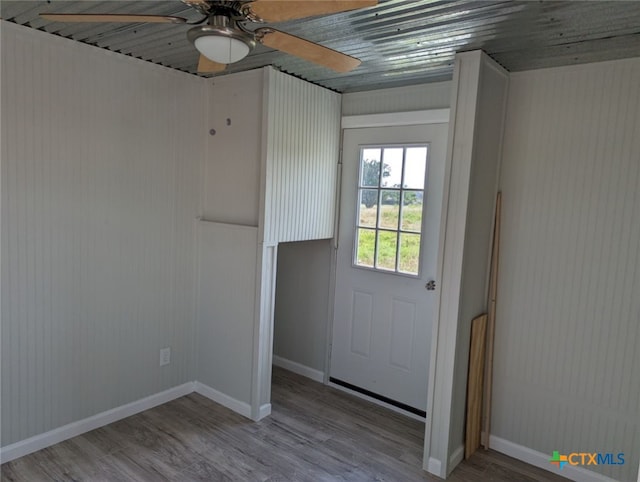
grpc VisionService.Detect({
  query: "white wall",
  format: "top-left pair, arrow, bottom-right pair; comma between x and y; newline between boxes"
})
493,57 -> 640,482
203,69 -> 264,226
342,81 -> 452,116
196,69 -> 265,417
1,22 -> 205,447
273,239 -> 332,373
196,222 -> 257,412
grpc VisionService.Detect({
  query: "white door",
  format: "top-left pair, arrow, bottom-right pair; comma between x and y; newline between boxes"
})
330,123 -> 448,415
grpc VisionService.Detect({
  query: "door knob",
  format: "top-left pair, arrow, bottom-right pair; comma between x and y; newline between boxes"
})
425,280 -> 436,291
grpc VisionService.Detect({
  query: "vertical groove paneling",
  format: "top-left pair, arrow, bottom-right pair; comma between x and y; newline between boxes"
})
1,22 -> 205,447
263,69 -> 341,244
341,81 -> 452,116
495,57 -> 640,482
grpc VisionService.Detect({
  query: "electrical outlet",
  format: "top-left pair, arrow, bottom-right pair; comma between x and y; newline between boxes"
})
159,347 -> 171,367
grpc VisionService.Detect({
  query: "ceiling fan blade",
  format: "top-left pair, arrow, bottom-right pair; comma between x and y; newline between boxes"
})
248,0 -> 377,23
198,55 -> 227,73
40,13 -> 187,24
259,29 -> 360,72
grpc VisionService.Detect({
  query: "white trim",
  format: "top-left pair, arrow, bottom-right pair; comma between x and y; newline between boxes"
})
257,403 -> 272,421
449,444 -> 464,470
194,381 -> 252,419
324,136 -> 343,385
197,217 -> 259,231
423,51 -> 479,481
324,214 -> 339,386
327,381 -> 425,422
490,435 -> 621,482
427,457 -> 442,475
0,382 -> 194,464
341,109 -> 450,129
273,355 -> 325,383
250,244 -> 278,421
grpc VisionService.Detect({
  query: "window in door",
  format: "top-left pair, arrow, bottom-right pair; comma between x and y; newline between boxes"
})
354,145 -> 428,276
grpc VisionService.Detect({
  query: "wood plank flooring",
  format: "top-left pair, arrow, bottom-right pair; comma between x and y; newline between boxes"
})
1,367 -> 567,481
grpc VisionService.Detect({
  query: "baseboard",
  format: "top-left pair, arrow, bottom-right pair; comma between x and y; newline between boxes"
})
490,435 -> 620,482
449,444 -> 464,472
1,380 -> 271,464
194,382 -> 252,419
0,382 -> 194,464
425,445 -> 462,478
427,457 -> 442,477
257,403 -> 271,421
272,355 -> 324,383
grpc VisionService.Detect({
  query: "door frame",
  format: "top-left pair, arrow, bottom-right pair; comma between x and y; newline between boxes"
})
324,107 -> 450,471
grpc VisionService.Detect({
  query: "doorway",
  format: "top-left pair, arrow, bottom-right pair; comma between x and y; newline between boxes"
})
330,123 -> 448,416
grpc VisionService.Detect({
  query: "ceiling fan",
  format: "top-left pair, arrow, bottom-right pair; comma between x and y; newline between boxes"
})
40,0 -> 378,74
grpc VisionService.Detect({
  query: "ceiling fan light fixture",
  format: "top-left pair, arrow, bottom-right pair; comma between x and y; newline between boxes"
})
187,16 -> 256,65
194,35 -> 250,64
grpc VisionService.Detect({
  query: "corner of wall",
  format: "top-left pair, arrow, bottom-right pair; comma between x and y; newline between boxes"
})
449,52 -> 510,454
424,49 -> 510,476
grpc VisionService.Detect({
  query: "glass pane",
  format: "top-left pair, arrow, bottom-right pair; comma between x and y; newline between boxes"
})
381,148 -> 403,188
379,190 -> 400,229
401,191 -> 423,232
360,148 -> 381,187
404,147 -> 428,189
399,233 -> 421,275
358,189 -> 378,227
356,228 -> 375,267
376,231 -> 398,271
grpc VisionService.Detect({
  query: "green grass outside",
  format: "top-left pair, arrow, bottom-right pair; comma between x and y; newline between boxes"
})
357,204 -> 422,274
359,204 -> 422,231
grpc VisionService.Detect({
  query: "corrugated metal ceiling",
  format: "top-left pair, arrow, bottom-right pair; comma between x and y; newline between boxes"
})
2,0 -> 639,92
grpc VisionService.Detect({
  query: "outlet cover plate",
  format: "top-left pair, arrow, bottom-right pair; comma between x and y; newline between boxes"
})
159,347 -> 171,367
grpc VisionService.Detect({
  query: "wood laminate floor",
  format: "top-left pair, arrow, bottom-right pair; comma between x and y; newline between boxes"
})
1,367 -> 567,481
